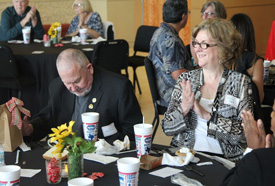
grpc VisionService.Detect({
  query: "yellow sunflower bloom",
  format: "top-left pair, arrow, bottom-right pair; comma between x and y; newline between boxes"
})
53,22 -> 60,28
47,22 -> 61,38
49,121 -> 75,142
52,140 -> 64,157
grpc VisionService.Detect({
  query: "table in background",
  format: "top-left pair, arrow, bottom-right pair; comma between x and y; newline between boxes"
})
0,41 -> 94,116
5,143 -> 229,186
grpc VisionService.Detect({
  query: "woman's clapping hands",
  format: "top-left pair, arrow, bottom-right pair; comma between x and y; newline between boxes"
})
180,79 -> 195,117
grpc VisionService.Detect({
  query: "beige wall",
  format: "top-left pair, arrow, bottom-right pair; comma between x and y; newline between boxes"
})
1,0 -> 274,56
191,0 -> 275,58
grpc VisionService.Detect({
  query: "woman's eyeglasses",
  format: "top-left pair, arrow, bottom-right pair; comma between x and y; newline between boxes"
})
74,3 -> 83,8
192,41 -> 217,49
201,11 -> 215,16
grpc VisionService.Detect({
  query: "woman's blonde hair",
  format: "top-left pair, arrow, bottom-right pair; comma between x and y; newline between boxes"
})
72,0 -> 93,13
192,18 -> 242,69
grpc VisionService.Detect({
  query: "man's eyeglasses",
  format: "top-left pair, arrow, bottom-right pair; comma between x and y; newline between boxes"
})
192,41 -> 217,49
201,11 -> 215,16
74,3 -> 83,8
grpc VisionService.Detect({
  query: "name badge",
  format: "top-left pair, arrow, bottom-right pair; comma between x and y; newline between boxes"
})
224,94 -> 240,108
102,123 -> 118,137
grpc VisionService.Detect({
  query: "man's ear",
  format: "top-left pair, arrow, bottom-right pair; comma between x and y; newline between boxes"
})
87,63 -> 94,75
182,13 -> 187,21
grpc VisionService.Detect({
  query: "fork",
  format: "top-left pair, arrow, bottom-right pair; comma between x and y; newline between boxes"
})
184,165 -> 204,177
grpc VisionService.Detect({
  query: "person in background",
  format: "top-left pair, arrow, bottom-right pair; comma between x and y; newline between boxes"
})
231,13 -> 264,103
220,100 -> 275,186
22,48 -> 142,141
190,1 -> 227,64
65,0 -> 103,39
201,1 -> 227,20
148,0 -> 194,108
0,0 -> 44,41
161,18 -> 253,162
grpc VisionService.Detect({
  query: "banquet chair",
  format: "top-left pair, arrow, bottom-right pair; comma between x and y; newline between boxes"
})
102,21 -> 115,40
91,39 -> 129,77
0,45 -> 35,99
144,57 -> 167,141
128,25 -> 158,94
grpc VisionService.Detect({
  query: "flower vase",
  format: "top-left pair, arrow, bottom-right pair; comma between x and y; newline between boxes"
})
68,153 -> 84,180
52,36 -> 58,45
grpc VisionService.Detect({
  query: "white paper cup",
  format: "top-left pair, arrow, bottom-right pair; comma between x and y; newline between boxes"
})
264,59 -> 271,80
117,157 -> 140,186
134,124 -> 153,157
81,112 -> 99,141
0,165 -> 21,185
68,177 -> 94,186
22,26 -> 31,44
79,28 -> 87,44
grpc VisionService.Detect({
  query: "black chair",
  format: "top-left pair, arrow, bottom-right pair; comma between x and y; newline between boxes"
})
103,21 -> 115,40
129,25 -> 158,94
144,57 -> 167,141
91,39 -> 129,77
0,45 -> 35,99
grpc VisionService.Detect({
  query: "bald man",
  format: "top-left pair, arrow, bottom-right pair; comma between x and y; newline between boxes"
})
0,0 -> 44,41
22,48 -> 142,141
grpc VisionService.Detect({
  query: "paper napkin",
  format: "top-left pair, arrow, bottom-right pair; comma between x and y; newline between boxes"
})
83,153 -> 118,164
21,169 -> 41,178
162,153 -> 196,167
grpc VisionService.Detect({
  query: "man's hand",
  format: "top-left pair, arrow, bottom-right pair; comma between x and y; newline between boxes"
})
241,110 -> 267,149
22,116 -> 33,136
265,134 -> 275,148
21,6 -> 37,27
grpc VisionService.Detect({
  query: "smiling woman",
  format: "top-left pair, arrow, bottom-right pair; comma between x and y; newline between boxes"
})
65,0 -> 103,39
161,18 -> 254,162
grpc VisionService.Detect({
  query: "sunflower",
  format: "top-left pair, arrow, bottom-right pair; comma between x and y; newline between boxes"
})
49,121 -> 75,142
52,139 -> 64,157
47,22 -> 61,38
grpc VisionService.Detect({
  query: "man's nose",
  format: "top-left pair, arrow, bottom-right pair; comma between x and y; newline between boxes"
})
70,84 -> 78,92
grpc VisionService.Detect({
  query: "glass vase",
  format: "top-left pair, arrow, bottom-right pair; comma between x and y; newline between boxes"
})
52,36 -> 58,45
45,158 -> 62,184
68,153 -> 84,180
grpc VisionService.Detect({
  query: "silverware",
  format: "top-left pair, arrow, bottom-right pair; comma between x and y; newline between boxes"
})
184,165 -> 204,177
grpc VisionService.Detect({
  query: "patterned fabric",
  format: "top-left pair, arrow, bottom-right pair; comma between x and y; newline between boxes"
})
0,6 -> 44,41
66,11 -> 103,38
148,22 -> 194,107
6,97 -> 31,130
161,68 -> 253,162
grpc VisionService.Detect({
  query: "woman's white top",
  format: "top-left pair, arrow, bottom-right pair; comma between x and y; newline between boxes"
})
193,97 -> 223,154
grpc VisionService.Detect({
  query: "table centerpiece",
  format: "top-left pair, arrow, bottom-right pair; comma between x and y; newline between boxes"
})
49,121 -> 96,180
48,22 -> 61,44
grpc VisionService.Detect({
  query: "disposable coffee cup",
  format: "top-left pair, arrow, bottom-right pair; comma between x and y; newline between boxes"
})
264,59 -> 271,80
81,112 -> 99,141
117,157 -> 140,186
79,28 -> 87,44
22,26 -> 31,44
0,165 -> 21,185
133,124 -> 153,157
68,177 -> 94,186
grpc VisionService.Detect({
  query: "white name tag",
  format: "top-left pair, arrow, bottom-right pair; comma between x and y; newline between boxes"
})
224,94 -> 240,108
102,123 -> 118,137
